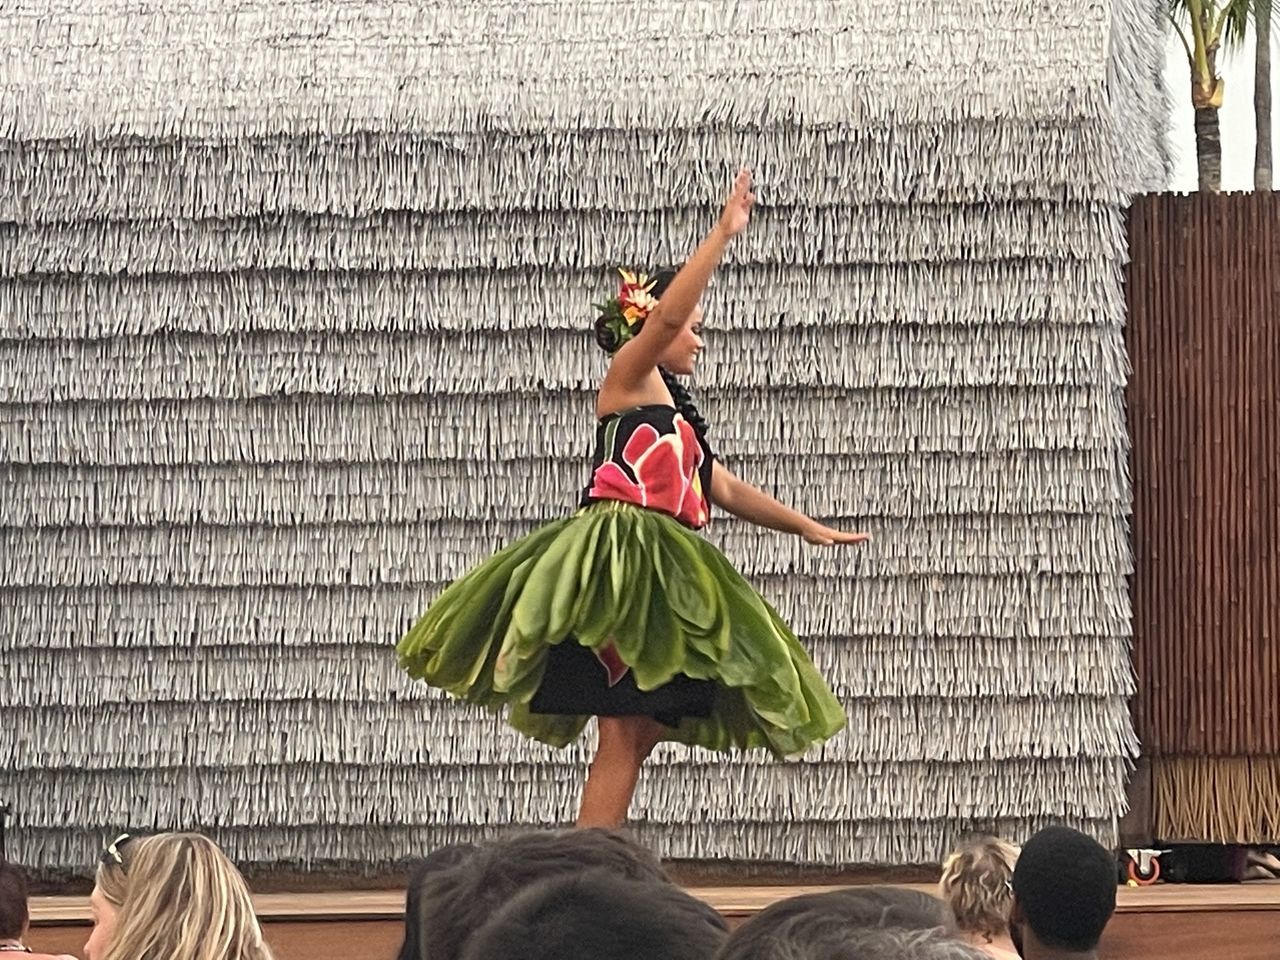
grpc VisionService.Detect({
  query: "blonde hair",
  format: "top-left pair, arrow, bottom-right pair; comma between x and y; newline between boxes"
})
95,833 -> 274,960
938,837 -> 1020,942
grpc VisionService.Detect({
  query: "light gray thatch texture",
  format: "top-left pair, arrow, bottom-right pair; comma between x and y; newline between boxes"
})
0,0 -> 1169,873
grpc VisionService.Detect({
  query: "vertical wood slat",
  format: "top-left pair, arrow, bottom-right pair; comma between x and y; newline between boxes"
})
1126,192 -> 1280,758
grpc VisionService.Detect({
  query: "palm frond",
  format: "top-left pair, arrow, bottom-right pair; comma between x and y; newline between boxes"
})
1168,14 -> 1197,65
1216,0 -> 1255,48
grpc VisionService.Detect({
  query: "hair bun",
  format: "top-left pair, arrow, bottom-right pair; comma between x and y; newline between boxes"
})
593,314 -> 620,353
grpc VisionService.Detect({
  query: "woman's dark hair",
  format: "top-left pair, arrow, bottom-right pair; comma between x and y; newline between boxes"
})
593,265 -> 711,440
646,267 -> 679,300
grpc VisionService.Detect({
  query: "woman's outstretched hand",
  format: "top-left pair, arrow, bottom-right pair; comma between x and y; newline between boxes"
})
801,522 -> 871,546
718,167 -> 756,238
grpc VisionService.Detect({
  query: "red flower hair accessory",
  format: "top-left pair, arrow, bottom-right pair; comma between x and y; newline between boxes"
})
594,269 -> 659,353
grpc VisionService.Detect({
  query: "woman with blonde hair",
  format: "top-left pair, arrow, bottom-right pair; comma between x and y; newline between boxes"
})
85,833 -> 274,960
938,837 -> 1020,960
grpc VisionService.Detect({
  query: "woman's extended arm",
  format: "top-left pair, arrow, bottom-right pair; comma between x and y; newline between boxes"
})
602,168 -> 755,393
709,462 -> 869,545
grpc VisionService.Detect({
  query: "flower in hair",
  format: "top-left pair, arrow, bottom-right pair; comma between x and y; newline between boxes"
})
594,268 -> 659,353
617,270 -> 659,326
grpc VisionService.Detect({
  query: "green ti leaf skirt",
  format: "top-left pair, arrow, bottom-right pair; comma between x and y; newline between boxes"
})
397,500 -> 845,756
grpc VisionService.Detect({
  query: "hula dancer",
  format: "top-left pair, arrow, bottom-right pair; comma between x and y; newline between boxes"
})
398,169 -> 868,827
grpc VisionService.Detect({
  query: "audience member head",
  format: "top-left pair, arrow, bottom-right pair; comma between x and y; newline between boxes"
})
0,860 -> 75,960
0,861 -> 31,945
760,928 -> 991,960
461,869 -> 726,960
939,837 -> 1019,945
398,843 -> 480,960
410,828 -> 670,960
1010,827 -> 1116,958
717,886 -> 953,960
87,832 -> 273,960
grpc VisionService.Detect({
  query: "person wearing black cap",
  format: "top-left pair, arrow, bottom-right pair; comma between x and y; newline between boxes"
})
1009,827 -> 1118,960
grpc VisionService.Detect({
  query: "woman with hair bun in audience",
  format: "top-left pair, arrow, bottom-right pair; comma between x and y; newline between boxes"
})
938,837 -> 1021,960
86,833 -> 274,960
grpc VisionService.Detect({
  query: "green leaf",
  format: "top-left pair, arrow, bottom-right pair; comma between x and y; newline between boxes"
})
1218,0 -> 1255,48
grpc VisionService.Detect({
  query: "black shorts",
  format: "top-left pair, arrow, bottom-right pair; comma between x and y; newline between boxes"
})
528,639 -> 716,728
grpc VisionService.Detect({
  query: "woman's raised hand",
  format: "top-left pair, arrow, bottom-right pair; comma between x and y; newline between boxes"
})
717,167 -> 756,238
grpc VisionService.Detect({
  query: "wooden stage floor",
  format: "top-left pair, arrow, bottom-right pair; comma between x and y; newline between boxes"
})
28,881 -> 1280,960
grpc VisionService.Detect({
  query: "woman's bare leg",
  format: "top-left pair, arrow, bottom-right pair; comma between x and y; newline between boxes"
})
576,715 -> 667,828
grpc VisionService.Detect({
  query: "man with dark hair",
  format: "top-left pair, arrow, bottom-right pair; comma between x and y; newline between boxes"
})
408,828 -> 687,960
0,862 -> 76,960
717,886 -> 955,960
397,842 -> 480,960
1010,826 -> 1117,960
461,869 -> 726,960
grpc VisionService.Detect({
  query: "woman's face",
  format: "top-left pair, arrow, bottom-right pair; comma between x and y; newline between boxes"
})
656,305 -> 705,375
84,886 -> 119,960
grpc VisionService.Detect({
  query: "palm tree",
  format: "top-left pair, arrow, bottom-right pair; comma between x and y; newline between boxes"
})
1256,0 -> 1272,190
1168,0 -> 1252,192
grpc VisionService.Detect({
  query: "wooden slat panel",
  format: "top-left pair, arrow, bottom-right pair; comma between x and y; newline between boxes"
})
1126,192 -> 1280,757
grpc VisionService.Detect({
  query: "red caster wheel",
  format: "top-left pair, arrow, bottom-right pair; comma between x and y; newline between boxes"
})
1125,848 -> 1164,886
